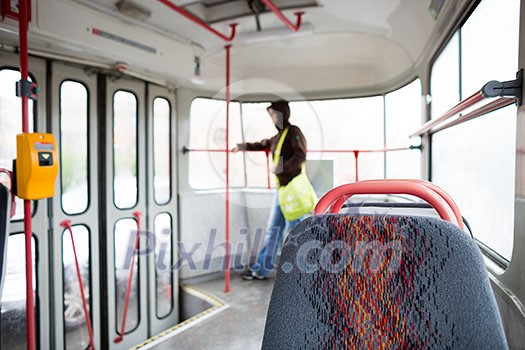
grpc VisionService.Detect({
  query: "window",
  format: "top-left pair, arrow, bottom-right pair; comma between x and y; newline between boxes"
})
153,98 -> 172,205
385,79 -> 422,179
189,98 -> 244,189
302,97 -> 385,186
0,69 -> 35,220
155,213 -> 173,319
430,32 -> 460,119
0,234 -> 37,349
241,102 -> 276,188
60,81 -> 89,215
431,0 -> 519,260
62,225 -> 91,350
113,91 -> 138,209
114,218 -> 140,334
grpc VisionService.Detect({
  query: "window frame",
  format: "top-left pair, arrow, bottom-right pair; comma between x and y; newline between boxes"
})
58,79 -> 91,216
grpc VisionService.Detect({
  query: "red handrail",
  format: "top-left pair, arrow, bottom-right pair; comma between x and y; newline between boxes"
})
185,146 -> 416,153
314,180 -> 460,227
430,97 -> 516,135
114,211 -> 141,344
188,146 -> 419,189
60,221 -> 96,350
17,0 -> 36,348
224,45 -> 231,293
264,149 -> 271,189
260,0 -> 304,32
328,179 -> 464,230
157,0 -> 237,42
410,91 -> 485,137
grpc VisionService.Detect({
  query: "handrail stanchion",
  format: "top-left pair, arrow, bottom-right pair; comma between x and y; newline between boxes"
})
16,0 -> 36,348
353,150 -> 359,182
224,45 -> 232,293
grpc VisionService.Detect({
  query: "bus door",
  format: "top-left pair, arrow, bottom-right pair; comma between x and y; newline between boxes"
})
104,76 -> 148,349
145,85 -> 179,335
50,62 -> 101,350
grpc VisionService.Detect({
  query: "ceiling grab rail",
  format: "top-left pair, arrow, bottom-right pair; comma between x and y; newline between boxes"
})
327,179 -> 464,230
314,180 -> 460,227
157,0 -> 238,41
410,69 -> 523,138
260,0 -> 304,32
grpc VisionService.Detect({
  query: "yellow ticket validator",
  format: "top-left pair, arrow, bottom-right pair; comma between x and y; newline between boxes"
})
16,133 -> 59,200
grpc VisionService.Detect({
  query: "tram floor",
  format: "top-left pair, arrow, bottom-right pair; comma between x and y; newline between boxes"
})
151,271 -> 274,350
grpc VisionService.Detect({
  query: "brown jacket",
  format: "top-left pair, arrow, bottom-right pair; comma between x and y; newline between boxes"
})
237,125 -> 307,186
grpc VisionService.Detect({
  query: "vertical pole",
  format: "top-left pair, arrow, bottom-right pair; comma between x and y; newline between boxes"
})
18,1 -> 36,349
353,150 -> 359,182
224,45 -> 231,293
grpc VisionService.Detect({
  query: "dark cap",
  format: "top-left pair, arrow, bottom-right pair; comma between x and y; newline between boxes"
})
267,100 -> 290,121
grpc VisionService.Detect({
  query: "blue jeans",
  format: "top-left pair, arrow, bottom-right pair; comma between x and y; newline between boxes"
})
250,194 -> 306,277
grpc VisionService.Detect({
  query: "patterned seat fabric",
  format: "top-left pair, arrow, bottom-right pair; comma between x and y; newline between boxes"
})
262,214 -> 508,349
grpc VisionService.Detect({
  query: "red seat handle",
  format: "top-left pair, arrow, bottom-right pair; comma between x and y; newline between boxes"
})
315,180 -> 461,228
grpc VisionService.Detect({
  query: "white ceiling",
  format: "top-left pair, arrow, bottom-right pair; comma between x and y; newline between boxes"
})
0,0 -> 469,94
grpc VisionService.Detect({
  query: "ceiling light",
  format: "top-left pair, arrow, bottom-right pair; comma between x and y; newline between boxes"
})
115,0 -> 152,21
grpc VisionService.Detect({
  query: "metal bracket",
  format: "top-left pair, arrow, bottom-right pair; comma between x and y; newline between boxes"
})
482,69 -> 523,106
15,79 -> 38,100
182,146 -> 190,154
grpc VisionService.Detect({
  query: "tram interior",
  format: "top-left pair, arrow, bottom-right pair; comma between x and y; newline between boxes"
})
0,0 -> 524,349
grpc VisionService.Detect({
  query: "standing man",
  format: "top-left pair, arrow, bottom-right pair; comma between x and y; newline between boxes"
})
232,100 -> 310,280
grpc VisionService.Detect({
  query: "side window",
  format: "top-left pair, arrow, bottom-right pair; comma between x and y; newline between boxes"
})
385,79 -> 422,179
60,81 -> 89,215
154,213 -> 173,319
62,225 -> 91,349
431,0 -> 519,260
189,98 -> 244,189
241,102 -> 275,188
153,97 -> 172,205
0,234 -> 37,349
114,218 -> 140,333
430,32 -> 460,118
0,69 -> 35,219
302,97 -> 385,186
113,91 -> 138,209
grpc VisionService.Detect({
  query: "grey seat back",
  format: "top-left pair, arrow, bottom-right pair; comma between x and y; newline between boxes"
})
0,184 -> 10,299
262,214 -> 508,349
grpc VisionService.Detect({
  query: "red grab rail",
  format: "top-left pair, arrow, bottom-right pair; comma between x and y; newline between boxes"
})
114,211 -> 141,343
60,221 -> 96,350
314,180 -> 460,227
157,0 -> 237,42
260,0 -> 304,32
410,91 -> 485,137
